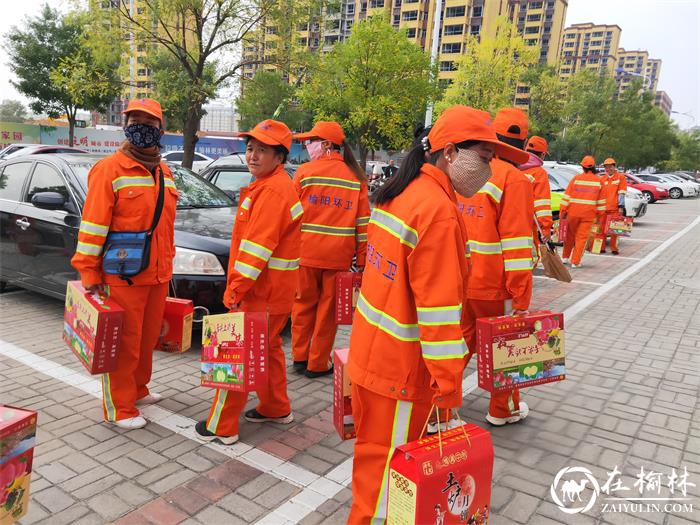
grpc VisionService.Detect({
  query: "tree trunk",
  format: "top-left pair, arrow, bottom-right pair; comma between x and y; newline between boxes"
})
68,118 -> 75,147
359,141 -> 368,172
182,106 -> 201,170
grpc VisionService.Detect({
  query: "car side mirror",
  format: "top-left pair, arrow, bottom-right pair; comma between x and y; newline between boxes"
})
31,192 -> 66,210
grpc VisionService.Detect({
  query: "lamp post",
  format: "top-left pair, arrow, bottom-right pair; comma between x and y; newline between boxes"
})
671,111 -> 696,124
615,68 -> 651,91
424,0 -> 445,126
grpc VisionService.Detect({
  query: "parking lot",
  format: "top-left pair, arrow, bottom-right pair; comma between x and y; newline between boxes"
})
1,196 -> 699,525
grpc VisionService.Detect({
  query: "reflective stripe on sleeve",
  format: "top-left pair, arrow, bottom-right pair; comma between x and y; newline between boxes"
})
356,293 -> 419,341
369,209 -> 418,249
356,232 -> 367,242
574,180 -> 601,188
568,198 -> 598,205
469,240 -> 502,254
76,241 -> 102,256
536,209 -> 553,218
416,305 -> 461,326
301,223 -> 355,237
478,181 -> 503,203
500,236 -> 533,251
79,220 -> 109,237
112,176 -> 155,191
234,260 -> 262,280
356,216 -> 370,227
240,197 -> 252,211
534,199 -> 551,207
300,177 -> 361,190
239,239 -> 273,262
504,258 -> 534,271
164,178 -> 177,189
421,339 -> 468,360
290,202 -> 304,220
268,257 -> 300,271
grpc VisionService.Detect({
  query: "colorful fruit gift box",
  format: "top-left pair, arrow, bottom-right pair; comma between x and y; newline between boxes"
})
200,312 -> 268,392
388,424 -> 494,524
1,406 -> 37,525
477,311 -> 565,393
333,348 -> 355,440
605,215 -> 633,237
335,272 -> 362,325
63,281 -> 124,374
156,298 -> 194,353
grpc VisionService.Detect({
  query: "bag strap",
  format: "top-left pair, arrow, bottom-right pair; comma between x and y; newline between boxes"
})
148,167 -> 165,236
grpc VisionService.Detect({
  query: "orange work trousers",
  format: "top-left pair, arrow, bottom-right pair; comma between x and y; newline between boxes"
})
101,282 -> 168,421
561,215 -> 595,265
462,299 -> 520,419
205,313 -> 291,436
348,384 -> 432,524
605,212 -> 619,252
291,266 -> 338,372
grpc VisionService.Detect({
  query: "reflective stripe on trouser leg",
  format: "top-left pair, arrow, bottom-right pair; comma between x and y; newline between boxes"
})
102,374 -> 117,421
307,269 -> 339,372
371,400 -> 413,524
207,389 -> 229,433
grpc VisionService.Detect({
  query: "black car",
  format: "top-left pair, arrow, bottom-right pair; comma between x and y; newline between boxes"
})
0,153 -> 236,317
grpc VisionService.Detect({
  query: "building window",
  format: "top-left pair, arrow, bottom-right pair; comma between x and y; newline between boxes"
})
370,0 -> 384,7
404,0 -> 418,2
266,26 -> 277,34
347,4 -> 354,14
529,1 -> 543,8
525,26 -> 539,34
517,85 -> 530,93
324,35 -> 339,45
588,58 -> 599,64
527,14 -> 541,22
564,42 -> 574,48
565,33 -> 575,39
439,61 -> 456,71
297,23 -> 308,31
298,37 -> 307,45
472,6 -> 483,17
444,24 -> 464,36
402,10 -> 418,21
138,68 -> 147,76
406,27 -> 417,38
441,42 -> 462,54
470,25 -> 480,35
445,6 -> 465,17
515,97 -> 530,106
526,39 -> 538,46
560,68 -> 571,74
590,40 -> 602,47
393,14 -> 400,24
326,20 -> 340,31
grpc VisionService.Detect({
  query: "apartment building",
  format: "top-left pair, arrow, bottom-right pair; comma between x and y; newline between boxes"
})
614,49 -> 662,98
654,90 -> 672,117
559,23 -> 622,81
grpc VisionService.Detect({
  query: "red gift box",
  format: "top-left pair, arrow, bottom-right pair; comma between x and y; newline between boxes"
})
63,281 -> 124,374
604,215 -> 633,237
200,312 -> 268,392
333,348 -> 355,440
558,218 -> 568,244
388,424 -> 494,524
156,298 -> 194,353
335,272 -> 362,324
477,311 -> 565,393
1,406 -> 37,525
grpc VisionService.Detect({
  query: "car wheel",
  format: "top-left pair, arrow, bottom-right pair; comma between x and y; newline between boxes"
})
669,187 -> 683,199
641,191 -> 655,203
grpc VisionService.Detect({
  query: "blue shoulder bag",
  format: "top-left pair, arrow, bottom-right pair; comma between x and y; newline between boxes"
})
102,168 -> 165,283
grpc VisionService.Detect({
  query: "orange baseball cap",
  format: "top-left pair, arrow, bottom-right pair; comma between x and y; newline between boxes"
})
294,121 -> 345,146
526,136 -> 549,154
428,105 -> 529,165
603,157 -> 616,165
581,155 -> 596,168
123,98 -> 163,123
493,108 -> 529,140
238,119 -> 292,152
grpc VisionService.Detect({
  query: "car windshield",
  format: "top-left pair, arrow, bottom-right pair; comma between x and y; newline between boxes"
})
70,160 -> 233,209
547,175 -> 565,192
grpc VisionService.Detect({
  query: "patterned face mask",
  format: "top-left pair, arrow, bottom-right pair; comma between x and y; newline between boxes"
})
305,140 -> 325,161
448,148 -> 492,197
124,123 -> 161,149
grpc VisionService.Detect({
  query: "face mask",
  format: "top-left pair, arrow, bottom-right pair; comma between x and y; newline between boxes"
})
305,140 -> 325,161
447,148 -> 492,197
124,123 -> 161,149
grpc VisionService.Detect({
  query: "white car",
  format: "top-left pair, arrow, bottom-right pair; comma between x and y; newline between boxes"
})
624,187 -> 647,218
637,173 -> 698,199
161,150 -> 214,173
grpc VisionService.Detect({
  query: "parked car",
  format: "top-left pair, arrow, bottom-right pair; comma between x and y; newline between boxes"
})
161,150 -> 214,173
636,173 -> 698,199
624,187 -> 647,218
624,173 -> 669,203
0,153 -> 235,316
665,173 -> 700,193
200,155 -> 300,200
0,144 -> 36,159
672,172 -> 700,185
3,144 -> 88,159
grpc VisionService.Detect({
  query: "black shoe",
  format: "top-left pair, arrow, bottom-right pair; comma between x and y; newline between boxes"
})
611,251 -> 619,255
304,366 -> 334,379
194,420 -> 238,445
600,250 -> 606,254
244,409 -> 294,424
293,360 -> 307,373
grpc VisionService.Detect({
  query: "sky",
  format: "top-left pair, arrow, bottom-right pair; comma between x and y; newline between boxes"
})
1,0 -> 698,129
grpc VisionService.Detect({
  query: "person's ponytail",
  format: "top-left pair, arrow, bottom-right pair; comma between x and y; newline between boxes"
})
341,141 -> 366,182
372,144 -> 427,205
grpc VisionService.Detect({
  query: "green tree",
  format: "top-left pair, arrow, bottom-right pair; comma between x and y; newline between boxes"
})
237,70 -> 311,131
0,100 -> 28,123
299,17 -> 435,167
661,128 -> 700,171
523,66 -> 565,140
7,5 -> 121,145
436,16 -> 538,114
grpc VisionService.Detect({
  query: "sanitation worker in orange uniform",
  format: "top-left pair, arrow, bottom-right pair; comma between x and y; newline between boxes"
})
347,106 -> 528,523
521,136 -> 553,242
194,120 -> 303,444
560,156 -> 606,268
290,121 -> 370,377
600,157 -> 627,255
71,98 -> 178,429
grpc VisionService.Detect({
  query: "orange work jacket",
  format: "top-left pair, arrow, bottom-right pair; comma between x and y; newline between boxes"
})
560,172 -> 606,220
293,152 -> 370,269
457,158 -> 534,311
348,164 -> 468,409
527,165 -> 553,237
225,164 -> 302,314
600,171 -> 628,212
71,150 -> 178,287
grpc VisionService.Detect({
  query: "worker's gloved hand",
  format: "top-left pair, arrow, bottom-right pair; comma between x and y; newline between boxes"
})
512,309 -> 529,316
84,283 -> 105,295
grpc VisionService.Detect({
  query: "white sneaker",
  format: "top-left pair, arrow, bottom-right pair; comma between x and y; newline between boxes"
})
562,258 -> 570,265
136,393 -> 163,405
571,263 -> 582,269
113,416 -> 147,429
486,402 -> 529,427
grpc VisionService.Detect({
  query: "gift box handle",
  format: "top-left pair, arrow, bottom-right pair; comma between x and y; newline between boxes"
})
419,406 -> 471,457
